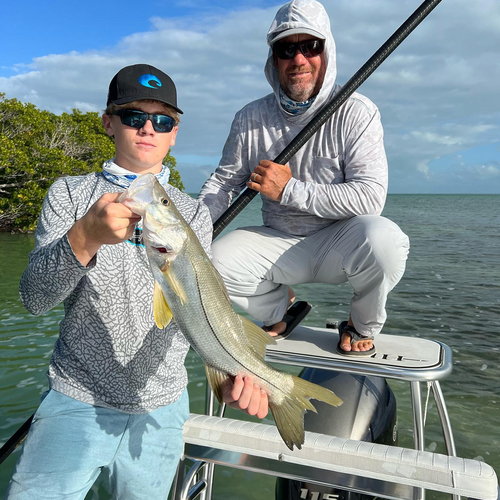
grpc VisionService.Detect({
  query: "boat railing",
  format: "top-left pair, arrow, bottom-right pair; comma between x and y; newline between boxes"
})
176,414 -> 498,500
172,325 -> 499,500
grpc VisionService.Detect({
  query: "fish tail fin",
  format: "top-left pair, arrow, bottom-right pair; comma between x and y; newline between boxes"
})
270,375 -> 343,451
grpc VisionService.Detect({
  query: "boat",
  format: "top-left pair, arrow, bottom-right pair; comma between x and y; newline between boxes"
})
169,1 -> 499,496
2,2 -> 496,498
171,322 -> 499,500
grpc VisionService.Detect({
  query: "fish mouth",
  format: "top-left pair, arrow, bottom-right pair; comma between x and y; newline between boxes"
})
121,197 -> 146,216
120,174 -> 157,208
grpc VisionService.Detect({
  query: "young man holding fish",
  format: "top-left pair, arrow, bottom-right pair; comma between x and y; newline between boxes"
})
7,64 -> 267,500
199,0 -> 410,358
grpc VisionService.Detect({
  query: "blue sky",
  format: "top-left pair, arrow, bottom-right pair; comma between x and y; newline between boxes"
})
0,0 -> 276,76
1,0 -> 499,193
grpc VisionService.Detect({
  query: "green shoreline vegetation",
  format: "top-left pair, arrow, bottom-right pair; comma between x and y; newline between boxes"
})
0,93 -> 184,233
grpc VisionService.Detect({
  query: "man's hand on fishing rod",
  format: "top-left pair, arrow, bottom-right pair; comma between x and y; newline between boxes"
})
247,159 -> 292,201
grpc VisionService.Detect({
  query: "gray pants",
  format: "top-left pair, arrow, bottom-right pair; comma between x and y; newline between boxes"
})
211,215 -> 410,337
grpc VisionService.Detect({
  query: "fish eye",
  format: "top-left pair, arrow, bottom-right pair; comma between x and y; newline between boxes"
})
161,198 -> 170,206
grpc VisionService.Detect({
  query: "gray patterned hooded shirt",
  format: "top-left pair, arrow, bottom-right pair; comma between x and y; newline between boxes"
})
19,168 -> 213,413
198,0 -> 388,236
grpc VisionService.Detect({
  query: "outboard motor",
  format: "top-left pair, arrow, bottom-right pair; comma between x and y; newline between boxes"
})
275,367 -> 398,500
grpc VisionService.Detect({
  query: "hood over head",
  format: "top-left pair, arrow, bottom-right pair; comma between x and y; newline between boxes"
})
265,0 -> 337,124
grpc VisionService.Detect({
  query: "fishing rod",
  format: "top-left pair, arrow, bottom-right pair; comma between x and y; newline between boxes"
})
213,0 -> 443,239
0,415 -> 33,466
0,0 -> 443,467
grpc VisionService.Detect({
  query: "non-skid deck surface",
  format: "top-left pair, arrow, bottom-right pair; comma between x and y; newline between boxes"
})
265,325 -> 453,381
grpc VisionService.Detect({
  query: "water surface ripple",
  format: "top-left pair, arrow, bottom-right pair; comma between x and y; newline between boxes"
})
0,195 -> 498,499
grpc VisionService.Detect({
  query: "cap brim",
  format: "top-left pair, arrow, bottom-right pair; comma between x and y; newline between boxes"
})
269,27 -> 325,45
110,96 -> 183,114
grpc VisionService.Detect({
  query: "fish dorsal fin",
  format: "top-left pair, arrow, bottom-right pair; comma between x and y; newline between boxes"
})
153,281 -> 173,328
240,315 -> 276,359
160,261 -> 187,305
205,365 -> 229,405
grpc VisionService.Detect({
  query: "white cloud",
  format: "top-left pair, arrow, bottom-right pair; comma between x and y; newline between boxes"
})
411,131 -> 463,147
416,161 -> 430,178
470,164 -> 500,180
73,101 -> 100,113
1,0 -> 499,193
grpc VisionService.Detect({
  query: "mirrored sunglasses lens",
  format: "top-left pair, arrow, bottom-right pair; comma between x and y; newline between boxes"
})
274,40 -> 323,59
274,42 -> 297,60
153,115 -> 175,133
301,40 -> 323,57
118,110 -> 174,132
121,110 -> 146,128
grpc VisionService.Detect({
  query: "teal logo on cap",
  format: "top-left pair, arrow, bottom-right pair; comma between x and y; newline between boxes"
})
138,74 -> 162,89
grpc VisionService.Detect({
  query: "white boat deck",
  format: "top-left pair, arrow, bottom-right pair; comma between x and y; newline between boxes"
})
265,324 -> 452,381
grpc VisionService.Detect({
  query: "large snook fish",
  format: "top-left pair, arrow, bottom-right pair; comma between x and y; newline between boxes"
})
119,173 -> 342,450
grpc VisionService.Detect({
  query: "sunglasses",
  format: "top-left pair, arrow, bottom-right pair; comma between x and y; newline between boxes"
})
273,39 -> 325,60
112,108 -> 176,133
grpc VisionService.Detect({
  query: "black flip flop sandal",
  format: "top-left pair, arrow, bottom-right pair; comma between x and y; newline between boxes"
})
266,301 -> 312,340
336,321 -> 376,356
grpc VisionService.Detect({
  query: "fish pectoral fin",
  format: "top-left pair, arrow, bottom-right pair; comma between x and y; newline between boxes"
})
205,366 -> 229,406
270,376 -> 343,451
153,282 -> 173,328
240,315 -> 277,358
161,262 -> 188,305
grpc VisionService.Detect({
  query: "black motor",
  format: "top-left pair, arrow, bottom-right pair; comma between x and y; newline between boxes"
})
275,368 -> 398,500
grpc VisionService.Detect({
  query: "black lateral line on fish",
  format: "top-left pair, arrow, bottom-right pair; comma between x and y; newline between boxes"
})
194,266 -> 286,394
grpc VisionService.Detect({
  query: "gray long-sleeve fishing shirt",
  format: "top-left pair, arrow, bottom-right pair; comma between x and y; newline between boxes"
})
19,172 -> 212,413
198,0 -> 388,236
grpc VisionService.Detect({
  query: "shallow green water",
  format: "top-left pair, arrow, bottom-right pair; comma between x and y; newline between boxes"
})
1,195 -> 499,498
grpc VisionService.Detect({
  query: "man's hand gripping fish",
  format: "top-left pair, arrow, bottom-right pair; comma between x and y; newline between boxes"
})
119,174 -> 342,450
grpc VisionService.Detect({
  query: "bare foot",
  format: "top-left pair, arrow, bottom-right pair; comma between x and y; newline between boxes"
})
263,321 -> 286,337
263,287 -> 295,337
340,319 -> 374,352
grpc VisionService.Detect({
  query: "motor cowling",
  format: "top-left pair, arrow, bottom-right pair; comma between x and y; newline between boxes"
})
275,368 -> 398,500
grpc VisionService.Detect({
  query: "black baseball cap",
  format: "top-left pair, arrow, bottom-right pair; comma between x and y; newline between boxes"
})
107,64 -> 183,114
